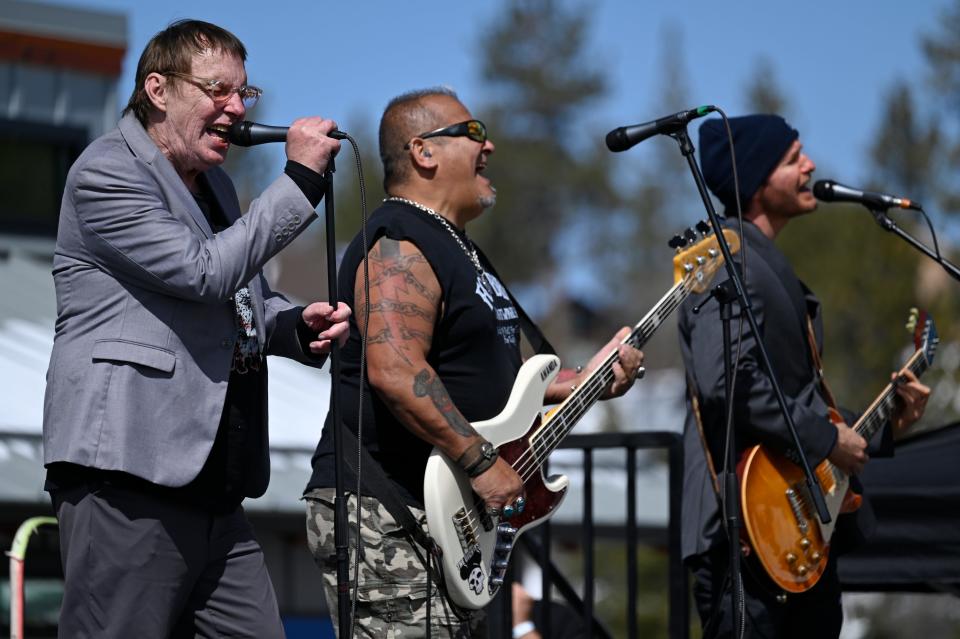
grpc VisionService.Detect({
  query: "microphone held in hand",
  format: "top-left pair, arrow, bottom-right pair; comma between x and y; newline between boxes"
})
605,105 -> 716,152
228,121 -> 347,147
812,179 -> 922,211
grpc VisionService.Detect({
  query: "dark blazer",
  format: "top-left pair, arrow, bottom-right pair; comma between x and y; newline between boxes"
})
678,219 -> 841,560
43,113 -> 320,496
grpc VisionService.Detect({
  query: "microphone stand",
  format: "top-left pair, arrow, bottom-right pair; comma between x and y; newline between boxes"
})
668,126 -> 831,634
691,278 -> 742,636
321,153 -> 352,637
867,207 -> 960,282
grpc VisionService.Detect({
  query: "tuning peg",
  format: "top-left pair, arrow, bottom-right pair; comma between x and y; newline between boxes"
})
668,234 -> 686,249
696,220 -> 711,234
906,307 -> 918,333
683,228 -> 698,243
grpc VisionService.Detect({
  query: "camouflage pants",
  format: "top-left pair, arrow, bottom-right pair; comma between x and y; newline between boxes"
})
305,488 -> 486,638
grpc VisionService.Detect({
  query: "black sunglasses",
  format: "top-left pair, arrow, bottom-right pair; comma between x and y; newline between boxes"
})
404,119 -> 487,149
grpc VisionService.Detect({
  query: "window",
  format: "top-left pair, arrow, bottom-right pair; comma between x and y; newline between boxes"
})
0,118 -> 87,236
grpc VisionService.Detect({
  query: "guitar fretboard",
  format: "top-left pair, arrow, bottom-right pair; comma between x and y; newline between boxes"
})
854,350 -> 929,443
530,275 -> 695,459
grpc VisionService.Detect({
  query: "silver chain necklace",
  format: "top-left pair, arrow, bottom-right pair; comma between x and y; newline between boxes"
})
384,196 -> 484,274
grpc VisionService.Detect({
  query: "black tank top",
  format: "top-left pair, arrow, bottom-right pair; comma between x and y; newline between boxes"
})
305,200 -> 523,505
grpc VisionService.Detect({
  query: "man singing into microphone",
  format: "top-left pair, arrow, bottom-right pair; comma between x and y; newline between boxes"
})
303,87 -> 644,637
42,19 -> 349,637
678,114 -> 930,638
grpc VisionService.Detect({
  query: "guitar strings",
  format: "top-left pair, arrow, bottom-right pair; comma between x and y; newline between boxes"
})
512,287 -> 688,481
856,354 -> 926,442
510,279 -> 692,483
458,270 -> 708,534
804,350 -> 929,507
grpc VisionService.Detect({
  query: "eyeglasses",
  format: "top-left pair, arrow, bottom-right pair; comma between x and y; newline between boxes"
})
404,119 -> 487,149
164,72 -> 262,109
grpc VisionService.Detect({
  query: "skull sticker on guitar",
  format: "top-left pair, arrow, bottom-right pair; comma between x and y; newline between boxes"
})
458,548 -> 485,595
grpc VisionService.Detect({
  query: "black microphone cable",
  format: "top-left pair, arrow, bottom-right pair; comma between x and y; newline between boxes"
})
920,207 -> 940,262
328,133 -> 457,638
332,129 -> 371,638
685,106 -> 749,639
227,121 -> 373,636
714,105 -> 748,639
886,199 -> 941,263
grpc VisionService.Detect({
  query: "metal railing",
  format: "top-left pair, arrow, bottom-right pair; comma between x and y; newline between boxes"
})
486,430 -> 687,639
7,516 -> 59,639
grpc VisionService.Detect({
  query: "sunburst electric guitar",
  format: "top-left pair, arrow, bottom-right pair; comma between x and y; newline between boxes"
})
739,309 -> 938,593
423,225 -> 740,609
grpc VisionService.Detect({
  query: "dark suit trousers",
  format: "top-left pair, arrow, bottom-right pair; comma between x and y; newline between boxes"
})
51,480 -> 283,638
687,544 -> 842,639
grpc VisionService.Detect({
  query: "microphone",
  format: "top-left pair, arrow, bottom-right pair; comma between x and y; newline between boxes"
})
812,179 -> 922,211
228,121 -> 347,147
605,105 -> 716,152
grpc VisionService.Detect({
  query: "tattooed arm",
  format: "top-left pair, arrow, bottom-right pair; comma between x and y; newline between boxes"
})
358,236 -> 523,510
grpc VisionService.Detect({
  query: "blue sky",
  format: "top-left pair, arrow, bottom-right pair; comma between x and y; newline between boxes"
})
53,0 -> 949,206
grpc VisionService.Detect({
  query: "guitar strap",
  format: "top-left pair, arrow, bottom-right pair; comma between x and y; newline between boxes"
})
341,426 -> 437,555
686,373 -> 722,497
510,288 -> 557,355
805,315 -> 841,413
339,426 -> 465,629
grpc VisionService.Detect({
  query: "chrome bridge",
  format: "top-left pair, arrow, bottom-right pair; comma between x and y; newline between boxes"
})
452,507 -> 477,554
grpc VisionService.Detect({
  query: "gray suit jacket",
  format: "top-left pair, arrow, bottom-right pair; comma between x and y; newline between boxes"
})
43,112 -> 321,496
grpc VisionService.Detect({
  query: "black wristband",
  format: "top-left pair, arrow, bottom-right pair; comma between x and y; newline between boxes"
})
459,440 -> 498,477
465,452 -> 498,478
284,160 -> 327,208
295,311 -> 327,362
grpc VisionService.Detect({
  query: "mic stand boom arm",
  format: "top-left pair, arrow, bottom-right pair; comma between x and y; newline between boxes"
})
868,207 -> 960,282
670,122 -> 831,546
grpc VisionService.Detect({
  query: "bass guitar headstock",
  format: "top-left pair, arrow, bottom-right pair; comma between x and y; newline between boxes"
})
670,221 -> 741,293
906,307 -> 939,366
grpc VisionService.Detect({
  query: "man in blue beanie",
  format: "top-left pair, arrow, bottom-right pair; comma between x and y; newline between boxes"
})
677,115 -> 930,637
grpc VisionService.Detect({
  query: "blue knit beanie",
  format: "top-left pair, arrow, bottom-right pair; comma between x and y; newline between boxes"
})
699,114 -> 798,211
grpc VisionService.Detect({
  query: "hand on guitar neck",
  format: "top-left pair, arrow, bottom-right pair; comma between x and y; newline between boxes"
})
543,326 -> 645,404
590,327 -> 645,400
827,367 -> 930,475
889,368 -> 931,438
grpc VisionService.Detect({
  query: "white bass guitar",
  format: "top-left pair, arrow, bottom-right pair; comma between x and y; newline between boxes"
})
423,224 -> 740,609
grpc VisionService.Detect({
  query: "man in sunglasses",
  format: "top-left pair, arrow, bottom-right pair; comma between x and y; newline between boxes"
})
304,87 -> 644,637
42,19 -> 348,637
